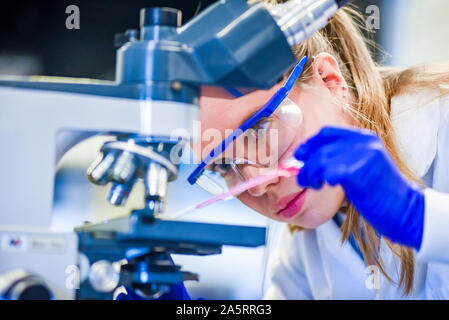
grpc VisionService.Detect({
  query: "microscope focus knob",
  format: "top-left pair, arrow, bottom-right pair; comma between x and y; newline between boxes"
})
140,7 -> 182,28
0,269 -> 52,300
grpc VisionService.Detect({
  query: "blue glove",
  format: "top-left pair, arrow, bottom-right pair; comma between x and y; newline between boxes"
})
116,283 -> 191,300
294,126 -> 425,250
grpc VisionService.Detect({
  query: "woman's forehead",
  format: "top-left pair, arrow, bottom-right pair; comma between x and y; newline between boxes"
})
199,85 -> 282,131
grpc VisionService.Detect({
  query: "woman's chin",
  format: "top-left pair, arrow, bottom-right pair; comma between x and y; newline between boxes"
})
287,208 -> 336,229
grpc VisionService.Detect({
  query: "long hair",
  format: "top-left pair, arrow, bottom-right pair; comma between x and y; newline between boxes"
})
259,1 -> 449,294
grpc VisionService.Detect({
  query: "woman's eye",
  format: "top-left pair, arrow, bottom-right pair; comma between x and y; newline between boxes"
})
248,118 -> 272,139
211,162 -> 231,176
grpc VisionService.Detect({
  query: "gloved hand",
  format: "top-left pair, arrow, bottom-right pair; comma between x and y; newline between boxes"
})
116,283 -> 191,300
294,126 -> 425,250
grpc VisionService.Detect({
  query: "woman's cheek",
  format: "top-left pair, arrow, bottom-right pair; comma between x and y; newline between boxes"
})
291,185 -> 346,228
237,193 -> 285,222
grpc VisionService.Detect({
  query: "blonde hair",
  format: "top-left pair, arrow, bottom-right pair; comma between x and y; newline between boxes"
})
259,1 -> 449,294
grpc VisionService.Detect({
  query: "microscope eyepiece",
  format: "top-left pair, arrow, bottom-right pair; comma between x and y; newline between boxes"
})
268,0 -> 354,48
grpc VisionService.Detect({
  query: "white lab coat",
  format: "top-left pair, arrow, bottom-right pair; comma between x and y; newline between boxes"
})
264,91 -> 449,300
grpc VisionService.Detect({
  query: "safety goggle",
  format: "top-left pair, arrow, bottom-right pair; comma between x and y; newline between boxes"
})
187,56 -> 308,196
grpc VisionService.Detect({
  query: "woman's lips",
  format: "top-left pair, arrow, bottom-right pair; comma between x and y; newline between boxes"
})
276,189 -> 308,219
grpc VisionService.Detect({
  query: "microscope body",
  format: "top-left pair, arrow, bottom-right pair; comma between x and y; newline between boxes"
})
0,84 -> 196,299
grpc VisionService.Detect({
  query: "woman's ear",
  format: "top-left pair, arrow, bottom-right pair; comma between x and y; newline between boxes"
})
312,53 -> 348,98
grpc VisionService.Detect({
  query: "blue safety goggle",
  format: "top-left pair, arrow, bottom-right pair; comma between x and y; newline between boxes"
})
187,56 -> 308,186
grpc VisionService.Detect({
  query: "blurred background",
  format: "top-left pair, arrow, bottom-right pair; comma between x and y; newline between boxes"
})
1,0 -> 448,299
2,0 -> 449,80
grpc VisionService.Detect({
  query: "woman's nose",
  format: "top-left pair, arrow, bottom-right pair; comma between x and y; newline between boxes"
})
242,166 -> 279,197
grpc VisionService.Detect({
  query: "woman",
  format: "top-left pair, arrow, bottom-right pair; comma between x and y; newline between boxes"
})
196,2 -> 449,299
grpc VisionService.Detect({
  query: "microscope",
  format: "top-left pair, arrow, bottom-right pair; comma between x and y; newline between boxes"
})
0,0 -> 351,299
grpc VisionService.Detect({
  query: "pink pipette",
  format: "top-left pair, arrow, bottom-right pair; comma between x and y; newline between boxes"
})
170,159 -> 304,219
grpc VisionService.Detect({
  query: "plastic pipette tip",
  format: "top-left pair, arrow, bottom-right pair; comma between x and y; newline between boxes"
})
168,159 -> 304,220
